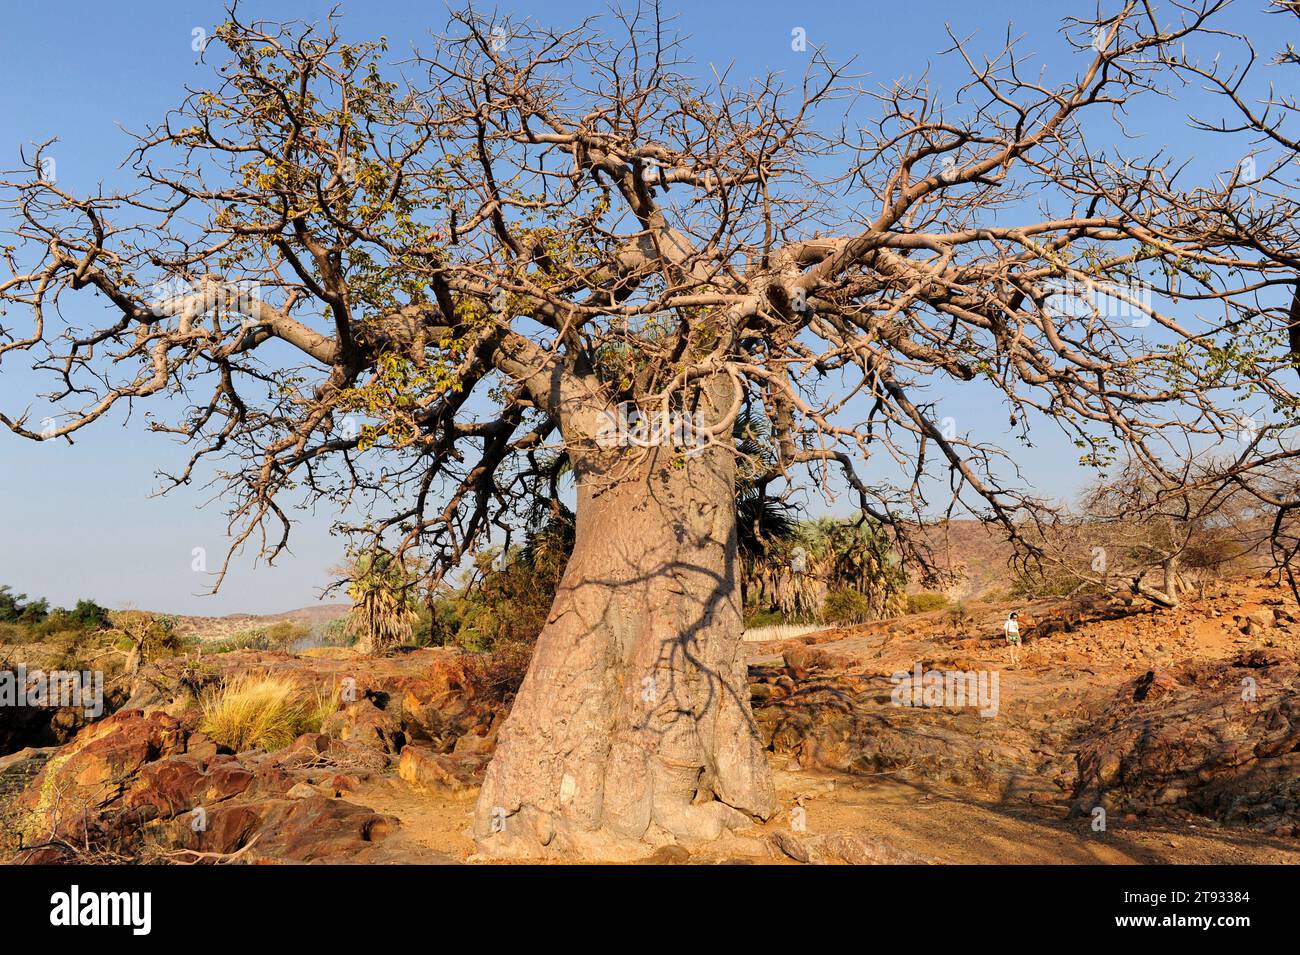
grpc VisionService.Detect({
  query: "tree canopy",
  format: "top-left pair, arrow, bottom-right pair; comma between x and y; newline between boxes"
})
2,0 -> 1299,591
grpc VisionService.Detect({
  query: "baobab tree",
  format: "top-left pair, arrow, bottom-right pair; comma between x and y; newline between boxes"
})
2,2 -> 1299,857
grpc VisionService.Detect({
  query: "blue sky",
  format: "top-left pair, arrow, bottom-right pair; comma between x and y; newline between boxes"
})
0,1 -> 1284,614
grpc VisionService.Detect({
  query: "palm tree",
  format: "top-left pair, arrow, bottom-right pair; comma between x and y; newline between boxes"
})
746,515 -> 907,624
734,412 -> 796,562
341,551 -> 421,655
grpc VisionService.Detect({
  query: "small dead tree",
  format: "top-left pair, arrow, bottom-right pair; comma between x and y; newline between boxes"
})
104,610 -> 180,675
1022,462 -> 1268,607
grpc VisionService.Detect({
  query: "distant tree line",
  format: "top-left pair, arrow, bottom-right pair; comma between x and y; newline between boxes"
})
0,586 -> 109,632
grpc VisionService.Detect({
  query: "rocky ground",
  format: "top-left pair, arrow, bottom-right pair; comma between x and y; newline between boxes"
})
2,575 -> 1298,864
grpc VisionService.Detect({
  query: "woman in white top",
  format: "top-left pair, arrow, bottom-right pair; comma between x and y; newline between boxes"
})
1003,612 -> 1021,668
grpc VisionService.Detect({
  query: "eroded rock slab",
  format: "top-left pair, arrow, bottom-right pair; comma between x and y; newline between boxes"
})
1072,651 -> 1300,835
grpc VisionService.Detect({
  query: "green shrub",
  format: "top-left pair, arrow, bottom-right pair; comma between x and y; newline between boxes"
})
743,609 -> 789,629
260,621 -> 309,650
67,599 -> 111,631
906,592 -> 949,614
822,588 -> 874,625
0,586 -> 48,625
0,591 -> 111,652
437,514 -> 575,652
208,620 -> 309,654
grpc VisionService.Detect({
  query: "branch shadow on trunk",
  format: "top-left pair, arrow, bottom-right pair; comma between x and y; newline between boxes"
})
471,450 -> 777,859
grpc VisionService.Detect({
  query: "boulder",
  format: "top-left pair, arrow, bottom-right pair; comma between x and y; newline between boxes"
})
1233,610 -> 1277,636
15,709 -> 193,840
149,794 -> 404,863
398,676 -> 489,749
321,697 -> 405,754
398,744 -> 487,796
751,669 -> 1026,790
782,645 -> 817,678
121,755 -> 255,819
8,707 -> 427,864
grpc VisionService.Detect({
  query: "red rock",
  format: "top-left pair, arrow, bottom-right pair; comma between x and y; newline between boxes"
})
452,730 -> 494,757
16,709 -> 191,837
327,773 -> 362,796
321,698 -> 405,754
1131,669 -> 1180,702
153,795 -> 402,862
398,744 -> 486,794
123,757 -> 254,819
1073,652 -> 1300,831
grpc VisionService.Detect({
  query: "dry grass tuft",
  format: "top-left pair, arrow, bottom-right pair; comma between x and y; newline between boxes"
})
200,672 -> 339,752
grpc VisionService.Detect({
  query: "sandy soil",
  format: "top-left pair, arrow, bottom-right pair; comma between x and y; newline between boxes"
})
342,759 -> 1300,865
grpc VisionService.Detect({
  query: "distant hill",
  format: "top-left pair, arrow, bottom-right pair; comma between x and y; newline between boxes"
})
173,603 -> 351,642
912,520 -> 1017,602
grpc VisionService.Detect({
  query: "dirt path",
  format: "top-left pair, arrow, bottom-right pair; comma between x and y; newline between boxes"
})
348,778 -> 477,863
763,770 -> 1300,864
343,761 -> 1300,865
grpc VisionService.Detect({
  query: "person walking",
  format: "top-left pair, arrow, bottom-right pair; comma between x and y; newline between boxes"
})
1003,611 -> 1022,668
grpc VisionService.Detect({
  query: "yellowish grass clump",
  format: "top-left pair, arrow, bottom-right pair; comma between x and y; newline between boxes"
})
200,672 -> 340,753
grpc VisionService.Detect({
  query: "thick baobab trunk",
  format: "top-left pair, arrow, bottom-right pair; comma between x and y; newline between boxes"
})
473,426 -> 776,859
